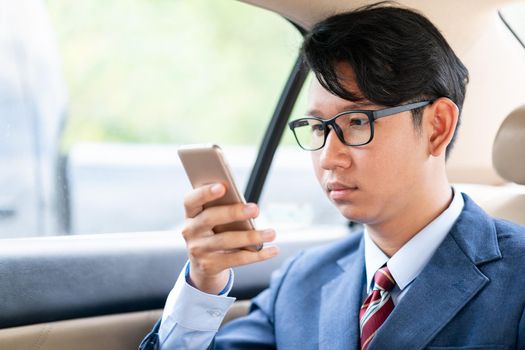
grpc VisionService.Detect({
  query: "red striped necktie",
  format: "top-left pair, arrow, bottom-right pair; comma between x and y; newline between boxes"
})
359,266 -> 396,350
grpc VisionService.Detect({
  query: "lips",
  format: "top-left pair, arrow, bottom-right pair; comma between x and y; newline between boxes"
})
326,181 -> 357,191
326,181 -> 358,201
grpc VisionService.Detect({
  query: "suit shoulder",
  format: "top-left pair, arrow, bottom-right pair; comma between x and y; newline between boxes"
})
494,218 -> 525,258
285,230 -> 363,277
250,230 -> 363,312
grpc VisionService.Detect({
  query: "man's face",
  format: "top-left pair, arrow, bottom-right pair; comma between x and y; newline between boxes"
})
308,66 -> 431,226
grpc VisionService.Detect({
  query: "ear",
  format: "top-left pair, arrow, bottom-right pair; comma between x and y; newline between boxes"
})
426,97 -> 459,157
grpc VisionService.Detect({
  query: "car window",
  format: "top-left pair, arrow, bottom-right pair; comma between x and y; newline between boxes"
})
0,0 -> 301,238
500,2 -> 525,48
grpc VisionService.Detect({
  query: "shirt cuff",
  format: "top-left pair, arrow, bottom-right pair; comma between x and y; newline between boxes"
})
159,261 -> 236,341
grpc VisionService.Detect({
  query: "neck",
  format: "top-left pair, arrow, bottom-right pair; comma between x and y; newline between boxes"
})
365,178 -> 453,257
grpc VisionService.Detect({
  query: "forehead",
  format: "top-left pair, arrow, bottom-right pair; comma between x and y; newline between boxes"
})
306,62 -> 377,115
306,77 -> 374,117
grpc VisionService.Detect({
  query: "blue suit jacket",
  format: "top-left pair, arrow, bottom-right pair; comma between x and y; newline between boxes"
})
142,194 -> 525,349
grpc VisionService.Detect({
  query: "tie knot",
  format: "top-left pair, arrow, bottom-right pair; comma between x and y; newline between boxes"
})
373,266 -> 396,292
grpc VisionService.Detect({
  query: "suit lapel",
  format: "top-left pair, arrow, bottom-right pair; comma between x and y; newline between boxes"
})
369,194 -> 501,350
368,233 -> 488,349
319,235 -> 365,350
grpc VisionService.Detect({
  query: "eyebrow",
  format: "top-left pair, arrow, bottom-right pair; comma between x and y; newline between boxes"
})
305,102 -> 377,117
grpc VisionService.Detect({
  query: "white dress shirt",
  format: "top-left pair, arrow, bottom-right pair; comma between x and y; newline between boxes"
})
159,189 -> 464,349
364,188 -> 464,304
158,261 -> 235,349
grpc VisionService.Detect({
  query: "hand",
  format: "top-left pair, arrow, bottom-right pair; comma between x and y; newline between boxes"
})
182,183 -> 279,294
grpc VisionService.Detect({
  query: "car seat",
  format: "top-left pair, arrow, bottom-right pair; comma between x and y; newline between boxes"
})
488,105 -> 525,225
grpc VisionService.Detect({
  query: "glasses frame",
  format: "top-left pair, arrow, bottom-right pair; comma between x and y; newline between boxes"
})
288,100 -> 433,151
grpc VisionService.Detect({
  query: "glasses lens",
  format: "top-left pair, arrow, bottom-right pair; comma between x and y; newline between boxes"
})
335,112 -> 371,146
291,118 -> 325,150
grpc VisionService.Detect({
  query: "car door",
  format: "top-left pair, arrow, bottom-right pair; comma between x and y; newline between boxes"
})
1,1 -> 524,349
0,1 -> 346,349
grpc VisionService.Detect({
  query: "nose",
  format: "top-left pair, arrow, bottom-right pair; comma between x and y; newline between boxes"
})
318,127 -> 352,170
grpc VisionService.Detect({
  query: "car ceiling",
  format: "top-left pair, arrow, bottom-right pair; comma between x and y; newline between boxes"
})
239,0 -> 518,31
238,0 -> 525,186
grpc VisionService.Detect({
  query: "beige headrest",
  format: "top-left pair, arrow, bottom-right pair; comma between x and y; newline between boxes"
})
492,105 -> 525,185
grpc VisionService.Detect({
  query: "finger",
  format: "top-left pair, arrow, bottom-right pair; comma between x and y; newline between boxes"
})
190,228 -> 274,254
191,202 -> 259,232
184,183 -> 226,218
181,218 -> 215,243
200,229 -> 275,252
221,246 -> 280,268
182,202 -> 259,243
207,246 -> 280,272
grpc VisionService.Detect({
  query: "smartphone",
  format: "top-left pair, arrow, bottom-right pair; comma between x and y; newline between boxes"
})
177,144 -> 262,251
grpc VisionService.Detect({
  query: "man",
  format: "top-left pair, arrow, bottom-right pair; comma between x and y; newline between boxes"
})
141,3 -> 525,349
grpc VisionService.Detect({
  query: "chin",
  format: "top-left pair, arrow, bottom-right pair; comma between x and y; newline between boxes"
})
333,201 -> 371,224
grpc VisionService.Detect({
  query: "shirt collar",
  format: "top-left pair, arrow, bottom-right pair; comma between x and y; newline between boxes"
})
364,188 -> 464,292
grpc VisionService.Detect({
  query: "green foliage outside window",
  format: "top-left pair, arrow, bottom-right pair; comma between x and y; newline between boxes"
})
47,0 -> 302,149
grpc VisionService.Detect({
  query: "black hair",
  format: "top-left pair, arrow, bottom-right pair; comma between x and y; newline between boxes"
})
301,1 -> 469,158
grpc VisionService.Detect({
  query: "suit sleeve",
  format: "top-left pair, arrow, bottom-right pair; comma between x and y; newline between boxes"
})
138,261 -> 235,350
212,252 -> 304,350
139,319 -> 161,350
139,252 -> 303,350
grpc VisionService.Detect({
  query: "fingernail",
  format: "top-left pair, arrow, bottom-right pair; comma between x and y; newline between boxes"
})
211,184 -> 223,194
267,246 -> 279,256
243,203 -> 257,215
261,229 -> 275,241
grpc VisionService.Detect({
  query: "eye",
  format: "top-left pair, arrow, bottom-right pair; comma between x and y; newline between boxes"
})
311,123 -> 324,135
349,116 -> 369,127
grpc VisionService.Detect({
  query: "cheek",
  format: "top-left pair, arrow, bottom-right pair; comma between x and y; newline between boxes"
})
358,128 -> 423,191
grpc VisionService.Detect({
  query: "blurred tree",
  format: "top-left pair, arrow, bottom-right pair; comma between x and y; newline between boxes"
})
47,0 -> 302,148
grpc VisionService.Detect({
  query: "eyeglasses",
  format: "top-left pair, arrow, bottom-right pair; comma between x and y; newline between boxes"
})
288,100 -> 432,151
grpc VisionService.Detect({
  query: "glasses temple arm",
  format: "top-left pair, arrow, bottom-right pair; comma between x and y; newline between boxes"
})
374,101 -> 432,119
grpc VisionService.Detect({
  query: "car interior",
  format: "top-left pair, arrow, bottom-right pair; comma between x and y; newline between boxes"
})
0,0 -> 524,349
